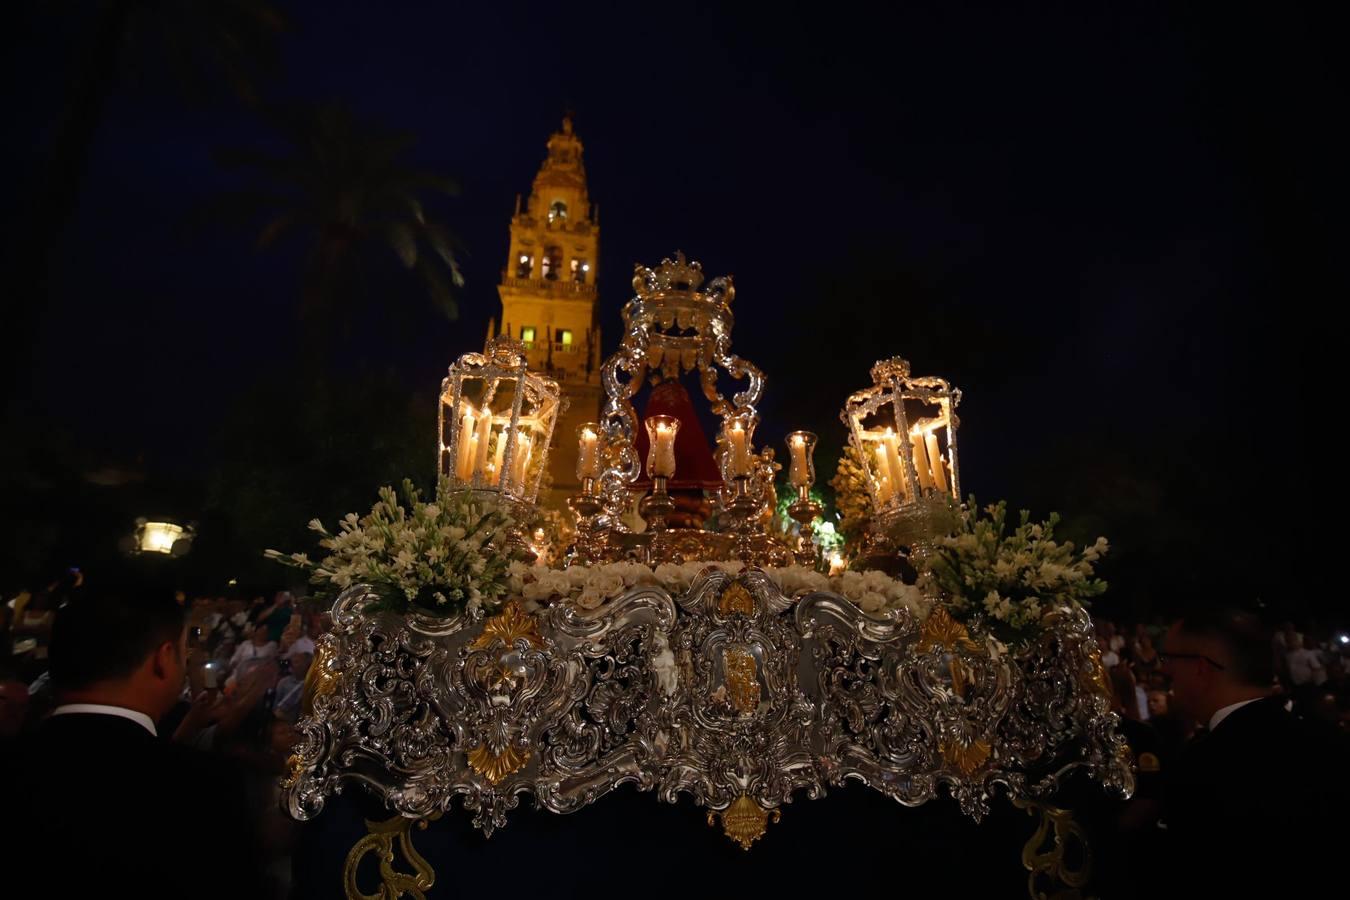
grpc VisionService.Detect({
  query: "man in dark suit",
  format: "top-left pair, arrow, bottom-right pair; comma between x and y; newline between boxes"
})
1158,609 -> 1347,896
3,590 -> 264,898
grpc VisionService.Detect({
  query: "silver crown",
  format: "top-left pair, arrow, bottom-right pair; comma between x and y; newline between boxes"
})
632,251 -> 734,307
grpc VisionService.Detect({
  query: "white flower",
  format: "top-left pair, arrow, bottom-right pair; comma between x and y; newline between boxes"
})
576,584 -> 605,609
585,569 -> 625,600
858,591 -> 887,613
422,504 -> 441,520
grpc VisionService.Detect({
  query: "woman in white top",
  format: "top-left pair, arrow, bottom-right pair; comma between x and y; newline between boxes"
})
228,627 -> 278,682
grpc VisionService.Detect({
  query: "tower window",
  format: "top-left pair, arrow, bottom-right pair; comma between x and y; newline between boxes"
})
516,254 -> 533,278
558,329 -> 573,346
548,200 -> 568,222
571,259 -> 588,284
541,247 -> 561,280
521,326 -> 537,345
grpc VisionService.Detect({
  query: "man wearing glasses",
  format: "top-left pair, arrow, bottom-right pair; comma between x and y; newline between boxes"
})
1158,610 -> 1345,894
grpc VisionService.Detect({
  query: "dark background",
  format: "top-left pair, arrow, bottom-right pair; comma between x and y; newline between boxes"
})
1,1 -> 1335,624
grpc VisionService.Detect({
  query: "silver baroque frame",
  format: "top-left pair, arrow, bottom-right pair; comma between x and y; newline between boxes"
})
283,569 -> 1133,841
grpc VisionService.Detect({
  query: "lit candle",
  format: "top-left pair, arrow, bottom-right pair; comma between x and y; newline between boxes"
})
577,424 -> 601,479
473,411 -> 492,479
925,430 -> 949,494
511,432 -> 533,488
455,405 -> 477,481
873,444 -> 895,503
910,429 -> 935,491
881,428 -> 907,497
645,415 -> 680,480
490,429 -> 508,485
727,421 -> 750,476
788,433 -> 811,488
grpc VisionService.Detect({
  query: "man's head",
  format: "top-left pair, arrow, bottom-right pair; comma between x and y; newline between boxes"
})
1146,689 -> 1169,718
1161,609 -> 1272,722
251,625 -> 272,646
49,592 -> 187,720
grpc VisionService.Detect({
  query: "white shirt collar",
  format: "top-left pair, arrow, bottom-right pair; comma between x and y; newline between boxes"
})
51,703 -> 158,737
1208,697 -> 1264,733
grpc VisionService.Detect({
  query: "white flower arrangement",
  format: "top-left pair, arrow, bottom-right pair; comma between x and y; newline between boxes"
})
918,498 -> 1108,641
505,560 -> 932,621
265,478 -> 524,617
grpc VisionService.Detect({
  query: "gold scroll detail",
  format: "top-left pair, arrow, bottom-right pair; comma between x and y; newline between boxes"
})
467,743 -> 530,785
344,814 -> 439,900
708,794 -> 781,850
941,737 -> 992,777
1013,798 -> 1093,900
916,606 -> 982,654
471,601 -> 545,650
300,639 -> 340,718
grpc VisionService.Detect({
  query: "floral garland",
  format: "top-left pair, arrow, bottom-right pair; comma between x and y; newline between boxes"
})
265,479 -> 524,616
506,560 -> 932,620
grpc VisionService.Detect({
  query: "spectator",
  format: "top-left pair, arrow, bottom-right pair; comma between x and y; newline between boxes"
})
1287,633 -> 1327,687
1159,609 -> 1348,894
228,624 -> 278,687
1,589 -> 264,898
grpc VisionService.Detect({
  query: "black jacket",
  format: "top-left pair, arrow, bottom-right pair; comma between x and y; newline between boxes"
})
1162,696 -> 1349,895
3,712 -> 265,899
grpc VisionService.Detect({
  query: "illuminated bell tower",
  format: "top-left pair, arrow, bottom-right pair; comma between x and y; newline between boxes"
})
493,116 -> 603,507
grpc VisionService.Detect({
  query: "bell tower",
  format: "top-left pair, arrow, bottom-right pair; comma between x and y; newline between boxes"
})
493,116 -> 603,506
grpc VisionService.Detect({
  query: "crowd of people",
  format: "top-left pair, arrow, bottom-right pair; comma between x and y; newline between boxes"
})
0,571 -> 332,898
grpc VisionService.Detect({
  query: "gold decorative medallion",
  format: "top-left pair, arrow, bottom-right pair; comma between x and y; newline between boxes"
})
718,581 -> 756,616
471,601 -> 545,650
344,814 -> 438,900
941,737 -> 992,776
723,647 -> 761,715
708,795 -> 781,850
1014,799 -> 1092,900
467,743 -> 530,785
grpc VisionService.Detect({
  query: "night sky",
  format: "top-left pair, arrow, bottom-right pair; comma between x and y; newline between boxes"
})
2,2 -> 1334,618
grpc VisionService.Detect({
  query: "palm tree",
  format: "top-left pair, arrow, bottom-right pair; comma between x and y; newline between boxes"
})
213,102 -> 466,349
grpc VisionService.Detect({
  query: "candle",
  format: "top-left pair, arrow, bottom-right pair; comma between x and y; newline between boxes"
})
577,424 -> 601,480
473,411 -> 492,479
511,432 -> 533,488
455,405 -> 477,481
910,430 -> 935,491
788,433 -> 811,488
925,431 -> 949,494
646,415 -> 679,477
881,428 -> 907,497
727,421 -> 750,476
490,429 -> 508,485
873,444 -> 895,503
